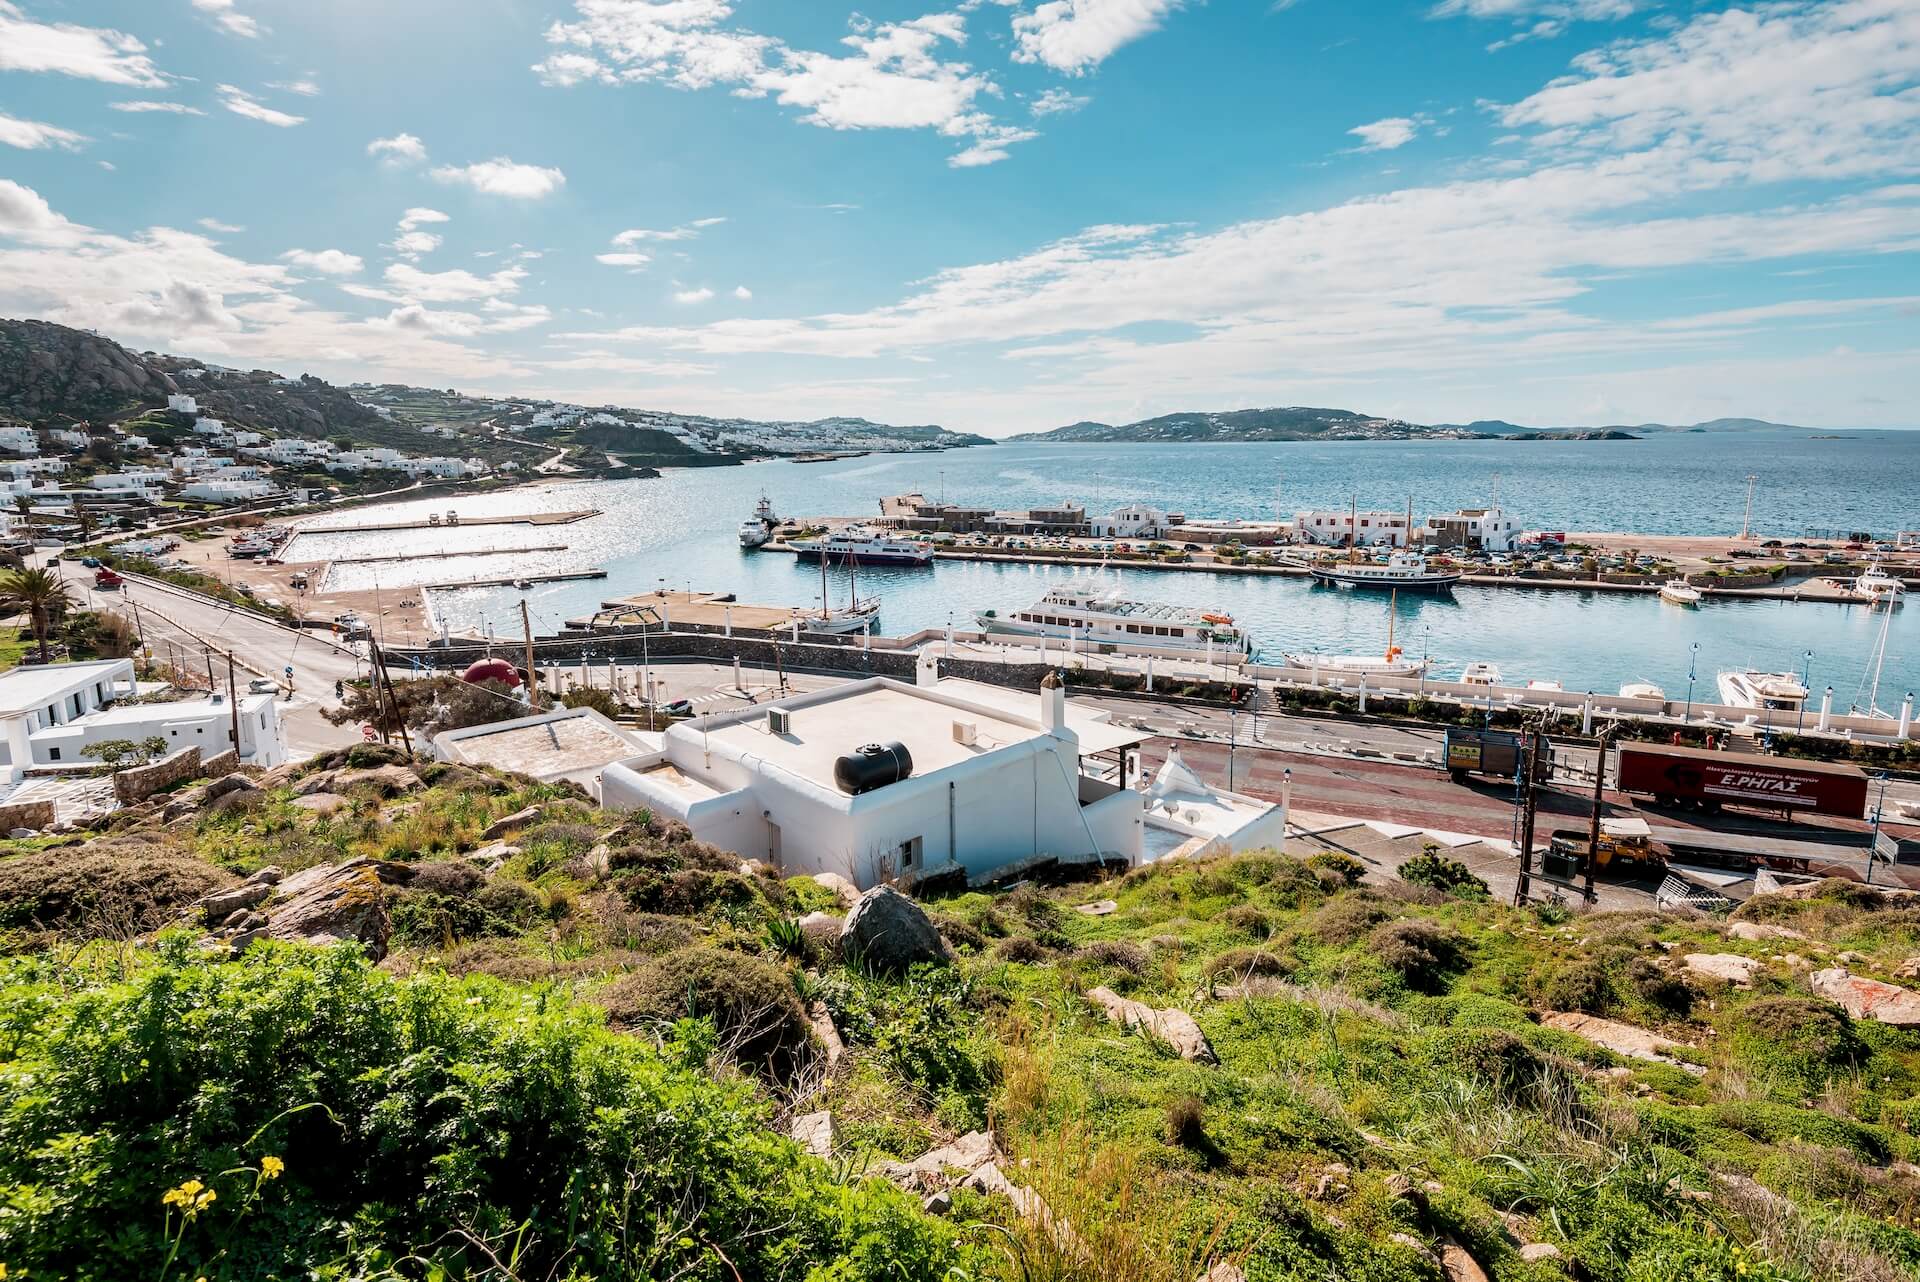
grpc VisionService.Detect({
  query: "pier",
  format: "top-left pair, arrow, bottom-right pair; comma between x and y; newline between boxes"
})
565,589 -> 804,633
298,508 -> 600,534
426,568 -> 609,590
331,543 -> 571,566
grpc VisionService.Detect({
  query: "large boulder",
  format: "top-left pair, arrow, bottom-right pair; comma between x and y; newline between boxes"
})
1540,1011 -> 1704,1075
218,859 -> 397,959
1682,953 -> 1761,986
1086,986 -> 1217,1063
839,885 -> 953,974
1810,968 -> 1920,1026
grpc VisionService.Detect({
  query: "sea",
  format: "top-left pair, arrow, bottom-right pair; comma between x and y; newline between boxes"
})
285,430 -> 1920,707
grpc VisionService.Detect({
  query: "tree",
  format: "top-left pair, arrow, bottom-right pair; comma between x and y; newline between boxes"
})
323,673 -> 524,739
561,685 -> 622,717
0,567 -> 74,664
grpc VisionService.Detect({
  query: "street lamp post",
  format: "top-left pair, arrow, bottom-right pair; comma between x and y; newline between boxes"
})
1798,650 -> 1813,732
1684,642 -> 1700,725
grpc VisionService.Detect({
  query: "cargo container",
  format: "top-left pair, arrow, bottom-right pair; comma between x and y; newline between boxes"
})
1443,728 -> 1552,784
1615,742 -> 1869,819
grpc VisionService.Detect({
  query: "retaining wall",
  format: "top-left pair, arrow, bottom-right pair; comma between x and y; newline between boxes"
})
113,747 -> 203,804
0,800 -> 56,832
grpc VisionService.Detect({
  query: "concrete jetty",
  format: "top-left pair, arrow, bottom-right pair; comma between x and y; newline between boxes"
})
427,568 -> 608,590
566,589 -> 802,632
300,508 -> 599,534
332,543 -> 570,565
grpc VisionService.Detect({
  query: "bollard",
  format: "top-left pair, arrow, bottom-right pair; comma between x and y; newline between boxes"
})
1582,692 -> 1593,736
1819,685 -> 1833,732
1358,676 -> 1368,714
1902,693 -> 1913,740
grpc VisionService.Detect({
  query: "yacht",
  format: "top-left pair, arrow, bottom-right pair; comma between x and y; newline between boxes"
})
789,525 -> 935,567
1619,680 -> 1667,701
738,495 -> 779,549
1460,662 -> 1504,687
1848,561 -> 1905,608
798,547 -> 881,634
1659,578 -> 1703,606
976,583 -> 1252,655
1716,670 -> 1809,714
1309,548 -> 1462,592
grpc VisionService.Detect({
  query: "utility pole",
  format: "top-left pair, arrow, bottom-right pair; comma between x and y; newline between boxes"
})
369,637 -> 412,755
1581,727 -> 1612,906
1512,723 -> 1546,908
225,650 -> 241,757
520,599 -> 540,711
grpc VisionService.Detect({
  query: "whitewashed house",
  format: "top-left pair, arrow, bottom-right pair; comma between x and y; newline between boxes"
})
0,425 -> 38,455
180,478 -> 277,504
1423,506 -> 1518,552
166,394 -> 199,415
46,429 -> 87,450
1090,505 -> 1169,538
1293,508 -> 1413,547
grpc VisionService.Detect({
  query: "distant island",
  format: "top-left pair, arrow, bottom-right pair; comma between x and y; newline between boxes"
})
1011,407 -> 1813,444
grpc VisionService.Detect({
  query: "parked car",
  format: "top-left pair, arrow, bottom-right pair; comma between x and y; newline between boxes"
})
248,677 -> 280,695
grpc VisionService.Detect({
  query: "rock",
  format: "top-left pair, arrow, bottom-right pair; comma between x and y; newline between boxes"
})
197,880 -> 272,919
922,1190 -> 953,1215
1075,899 -> 1118,916
808,999 -> 846,1068
1895,957 -> 1920,982
1810,967 -> 1920,1026
963,1161 -> 1054,1223
479,805 -> 544,842
1682,953 -> 1761,986
8,827 -> 36,839
463,841 -> 520,871
1540,1011 -> 1704,1075
258,859 -> 393,960
246,865 -> 283,885
840,885 -> 953,974
790,1110 -> 834,1158
231,909 -> 268,932
1440,1241 -> 1490,1282
1519,1243 -> 1564,1264
290,792 -> 349,815
295,764 -> 421,799
877,1131 -> 1000,1189
811,871 -> 860,909
1196,1265 -> 1246,1282
1085,986 -> 1217,1064
204,774 -> 256,802
1391,1233 -> 1436,1260
1313,1162 -> 1351,1200
1728,921 -> 1805,942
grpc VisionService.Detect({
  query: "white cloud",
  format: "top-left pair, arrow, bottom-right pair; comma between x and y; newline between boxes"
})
191,0 -> 261,38
732,285 -> 753,300
398,207 -> 450,231
0,178 -> 79,241
538,4 -> 1038,167
1433,0 -> 1641,47
110,99 -> 204,115
1030,87 -> 1089,117
674,286 -> 716,304
198,217 -> 244,233
388,230 -> 442,257
1348,115 -> 1425,151
0,112 -> 86,151
1010,0 -> 1183,75
611,218 -> 725,244
270,78 -> 320,96
383,262 -> 528,303
367,132 -> 427,164
595,251 -> 652,269
430,157 -> 567,199
280,248 -> 364,276
216,84 -> 305,127
0,2 -> 167,86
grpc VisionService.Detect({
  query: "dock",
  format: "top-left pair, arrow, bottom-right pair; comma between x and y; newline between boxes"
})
427,568 -> 609,590
299,509 -> 600,534
567,589 -> 803,632
332,543 -> 569,565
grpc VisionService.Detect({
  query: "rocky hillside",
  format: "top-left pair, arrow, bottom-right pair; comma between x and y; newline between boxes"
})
1013,407 -> 1481,443
5,740 -> 1920,1280
0,317 -> 180,424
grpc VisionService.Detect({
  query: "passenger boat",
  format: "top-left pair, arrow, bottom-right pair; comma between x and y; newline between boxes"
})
1659,578 -> 1703,606
1306,498 -> 1461,591
975,582 -> 1251,655
1848,561 -> 1905,608
1716,669 -> 1809,714
1460,662 -> 1503,687
1619,680 -> 1667,701
738,494 -> 779,549
789,525 -> 935,567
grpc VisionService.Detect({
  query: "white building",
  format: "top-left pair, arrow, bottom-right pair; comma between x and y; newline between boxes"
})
212,464 -> 265,481
1423,506 -> 1518,552
193,417 -> 230,438
1294,509 -> 1413,547
599,674 -> 1148,889
247,439 -> 335,466
46,429 -> 87,449
90,471 -> 169,497
0,660 -> 140,783
31,691 -> 287,774
166,394 -> 199,415
434,706 -> 657,797
181,479 -> 278,504
400,456 -> 486,479
18,457 -> 67,477
326,448 -> 407,473
232,430 -> 264,447
0,425 -> 37,455
1089,505 -> 1169,539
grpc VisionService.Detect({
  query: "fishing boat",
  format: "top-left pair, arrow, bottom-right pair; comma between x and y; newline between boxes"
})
975,582 -> 1252,655
1307,498 -> 1462,592
1847,561 -> 1905,608
789,525 -> 935,567
738,494 -> 779,549
798,541 -> 881,634
1851,600 -> 1897,717
1659,578 -> 1703,606
1460,662 -> 1504,687
1284,589 -> 1428,676
1716,670 -> 1809,714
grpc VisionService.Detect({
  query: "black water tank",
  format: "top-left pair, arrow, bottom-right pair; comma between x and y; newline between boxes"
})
833,741 -> 914,795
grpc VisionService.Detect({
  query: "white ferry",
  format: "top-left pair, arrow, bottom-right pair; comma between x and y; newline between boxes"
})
1716,669 -> 1809,714
790,525 -> 935,567
1659,578 -> 1703,606
975,583 -> 1251,655
738,495 -> 779,549
1309,548 -> 1462,592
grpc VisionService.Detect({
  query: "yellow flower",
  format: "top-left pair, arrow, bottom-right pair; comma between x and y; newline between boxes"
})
162,1179 -> 216,1218
1,1260 -> 10,1279
260,1155 -> 284,1180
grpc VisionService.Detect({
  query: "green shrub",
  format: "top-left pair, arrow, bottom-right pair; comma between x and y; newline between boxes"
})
0,940 -> 970,1282
1727,997 -> 1866,1094
1369,918 -> 1467,993
1204,946 -> 1291,981
1306,851 -> 1367,887
597,945 -> 815,1076
875,965 -> 987,1101
1541,955 -> 1616,1013
1077,938 -> 1150,974
0,841 -> 234,935
1312,894 -> 1392,946
1397,851 -> 1490,899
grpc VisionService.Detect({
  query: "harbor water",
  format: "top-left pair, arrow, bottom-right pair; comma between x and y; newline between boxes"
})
289,432 -> 1920,704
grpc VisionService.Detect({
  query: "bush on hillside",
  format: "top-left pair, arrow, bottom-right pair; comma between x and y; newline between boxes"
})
598,944 -> 815,1077
1397,850 -> 1490,899
0,842 -> 234,936
1306,851 -> 1367,887
1311,894 -> 1392,946
1728,997 -> 1867,1094
1370,918 -> 1468,993
0,940 -> 969,1282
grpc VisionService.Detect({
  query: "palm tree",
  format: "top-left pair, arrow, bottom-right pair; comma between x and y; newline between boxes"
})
0,568 -> 73,664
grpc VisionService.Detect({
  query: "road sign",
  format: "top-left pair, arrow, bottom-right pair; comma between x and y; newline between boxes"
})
1877,831 -> 1900,861
284,665 -> 294,677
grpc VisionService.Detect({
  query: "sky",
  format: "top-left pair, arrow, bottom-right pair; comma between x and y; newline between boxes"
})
0,0 -> 1917,434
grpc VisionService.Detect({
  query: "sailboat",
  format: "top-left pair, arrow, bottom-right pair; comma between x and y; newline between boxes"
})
1283,589 -> 1429,676
796,542 -> 881,634
1308,496 -> 1461,591
1851,601 -> 1897,718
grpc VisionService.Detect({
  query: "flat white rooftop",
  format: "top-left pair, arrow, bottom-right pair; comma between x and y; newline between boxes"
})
444,710 -> 656,779
930,678 -> 1149,756
0,660 -> 133,714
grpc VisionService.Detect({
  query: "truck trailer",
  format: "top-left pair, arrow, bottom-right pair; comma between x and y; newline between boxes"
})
1614,742 -> 1869,819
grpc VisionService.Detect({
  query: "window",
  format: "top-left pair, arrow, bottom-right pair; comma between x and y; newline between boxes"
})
899,836 -> 923,869
48,747 -> 60,761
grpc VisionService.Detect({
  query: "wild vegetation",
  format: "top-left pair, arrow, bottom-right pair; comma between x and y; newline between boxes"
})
3,748 -> 1919,1280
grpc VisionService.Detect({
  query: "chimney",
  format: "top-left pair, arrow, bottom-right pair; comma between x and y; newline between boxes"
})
1039,669 -> 1067,735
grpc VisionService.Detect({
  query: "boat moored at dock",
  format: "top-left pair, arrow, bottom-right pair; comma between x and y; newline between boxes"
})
1308,548 -> 1462,592
1659,578 -> 1703,606
1847,561 -> 1905,608
1460,662 -> 1503,687
789,526 -> 935,567
976,582 -> 1251,655
1716,669 -> 1809,714
738,495 -> 779,549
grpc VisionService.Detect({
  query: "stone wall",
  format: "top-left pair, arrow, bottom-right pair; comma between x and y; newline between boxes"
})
199,748 -> 240,778
0,799 -> 56,832
112,747 -> 202,805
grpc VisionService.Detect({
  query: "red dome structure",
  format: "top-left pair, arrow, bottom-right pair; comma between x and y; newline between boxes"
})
461,658 -> 523,688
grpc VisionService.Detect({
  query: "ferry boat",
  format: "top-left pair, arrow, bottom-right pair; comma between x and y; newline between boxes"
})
1659,578 -> 1703,606
1460,662 -> 1504,687
1716,669 -> 1809,714
789,525 -> 935,567
738,495 -> 779,549
975,583 -> 1251,655
1309,548 -> 1462,592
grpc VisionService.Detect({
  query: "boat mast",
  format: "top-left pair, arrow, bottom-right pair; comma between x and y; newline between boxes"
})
819,539 -> 830,620
1348,495 -> 1357,564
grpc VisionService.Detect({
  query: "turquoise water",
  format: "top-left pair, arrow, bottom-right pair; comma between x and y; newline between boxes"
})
292,432 -> 1919,704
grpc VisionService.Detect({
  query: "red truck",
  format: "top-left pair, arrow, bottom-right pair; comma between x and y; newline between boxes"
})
1615,742 -> 1869,819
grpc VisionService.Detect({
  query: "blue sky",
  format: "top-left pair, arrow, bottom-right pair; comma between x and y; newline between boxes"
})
1,0 -> 1917,433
